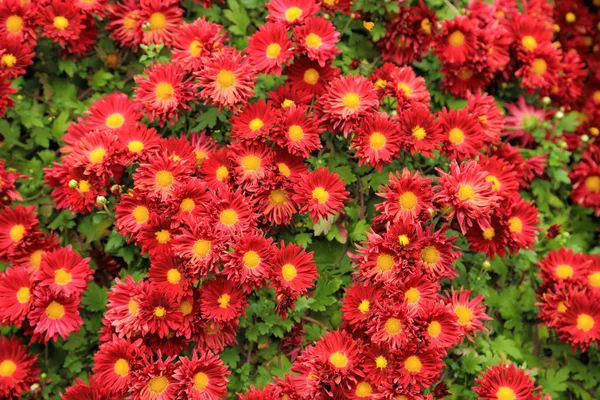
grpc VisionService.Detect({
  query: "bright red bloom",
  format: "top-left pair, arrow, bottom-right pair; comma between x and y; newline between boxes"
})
397,104 -> 442,157
274,105 -> 323,157
0,267 -> 33,326
231,100 -> 281,143
0,205 -> 39,261
172,18 -> 226,72
106,0 -> 143,49
138,215 -> 178,257
390,65 -> 430,111
396,273 -> 440,310
86,92 -> 142,133
368,301 -> 415,349
466,92 -> 504,144
477,156 -> 519,198
0,0 -> 36,43
196,48 -> 258,110
473,363 -> 541,400
285,55 -> 340,95
115,190 -> 156,241
569,151 -> 600,215
340,284 -> 379,331
133,153 -> 188,201
168,179 -> 209,218
350,113 -> 401,171
444,287 -> 491,342
434,16 -> 478,64
247,22 -> 294,76
293,167 -> 349,223
222,233 -> 275,292
417,226 -> 461,279
0,36 -> 34,79
149,255 -> 191,301
438,108 -> 484,161
131,354 -> 178,400
0,337 -> 39,398
105,276 -> 151,338
65,130 -> 121,179
252,183 -> 299,227
173,351 -> 230,399
191,131 -> 218,168
266,0 -> 319,25
316,74 -> 379,136
501,198 -> 540,252
138,0 -> 183,46
464,213 -> 509,259
43,163 -> 107,214
539,249 -> 590,287
515,43 -> 561,94
200,277 -> 247,322
200,147 -> 233,190
93,337 -> 146,398
204,189 -> 257,238
138,289 -> 183,338
134,62 -> 194,126
418,301 -> 461,350
172,217 -> 227,277
294,17 -> 340,67
37,245 -> 93,297
558,291 -> 600,351
270,241 -> 318,298
62,376 -> 105,400
116,123 -> 162,164
28,290 -> 83,342
375,169 -> 434,225
268,82 -> 313,109
230,142 -> 274,186
40,0 -> 85,46
398,346 -> 445,390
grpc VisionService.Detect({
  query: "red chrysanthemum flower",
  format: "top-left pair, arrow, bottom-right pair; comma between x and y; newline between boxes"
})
173,351 -> 230,399
368,301 -> 415,349
247,22 -> 294,76
418,301 -> 461,350
8,232 -> 59,273
149,255 -> 191,301
86,92 -> 142,133
195,318 -> 239,354
138,0 -> 183,46
133,153 -> 188,201
438,108 -> 484,161
116,123 -> 162,164
390,66 -> 431,111
293,167 -> 349,223
230,142 -> 274,186
397,103 -> 442,157
294,17 -> 340,68
93,337 -> 146,398
350,113 -> 401,171
0,0 -> 36,43
569,151 -> 600,215
417,225 -> 461,279
270,241 -> 318,298
473,363 -> 541,400
172,18 -> 226,72
107,0 -> 143,49
200,277 -> 247,322
0,36 -> 34,79
231,100 -> 281,143
515,43 -> 561,94
62,375 -> 104,400
434,16 -> 478,64
274,105 -> 323,157
266,0 -> 319,25
285,55 -> 340,95
316,74 -> 379,136
191,131 -> 218,168
0,267 -> 33,326
340,284 -> 379,331
43,163 -> 107,214
138,289 -> 183,338
200,147 -> 233,190
28,290 -> 83,342
105,276 -> 151,338
466,92 -> 504,144
115,190 -> 156,241
204,189 -> 257,238
131,354 -> 178,400
0,337 -> 39,398
558,291 -> 600,351
444,287 -> 491,342
268,82 -> 314,110
172,217 -> 227,277
65,130 -> 121,179
464,213 -> 509,259
196,48 -> 258,110
396,273 -> 440,310
501,198 -> 540,252
222,233 -> 275,292
168,179 -> 209,218
134,62 -> 194,126
252,183 -> 299,227
0,205 -> 39,261
477,156 -> 519,198
138,214 -> 179,257
397,346 -> 445,390
40,0 -> 85,46
539,248 -> 590,287
37,245 -> 93,297
375,169 -> 434,224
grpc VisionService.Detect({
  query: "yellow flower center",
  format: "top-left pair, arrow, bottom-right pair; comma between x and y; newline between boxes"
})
127,140 -> 144,153
217,70 -> 235,88
588,272 -> 600,288
404,356 -> 422,373
46,301 -> 65,320
589,127 -> 599,136
114,359 -> 130,377
458,184 -> 476,201
448,31 -> 465,47
555,264 -> 573,279
397,83 -> 412,97
278,163 -> 291,177
78,180 -> 91,193
149,12 -> 166,30
281,263 -> 297,281
428,321 -> 442,337
399,191 -> 417,210
521,35 -> 538,50
180,198 -> 195,212
289,125 -> 304,141
312,186 -> 329,204
243,251 -> 260,269
155,170 -> 174,188
458,69 -> 473,80
155,82 -> 174,101
8,284 -> 27,306
485,175 -> 501,190
376,254 -> 395,272
303,68 -> 319,85
421,18 -> 432,34
216,166 -> 229,181
193,239 -> 211,257
497,387 -> 516,400
329,352 -> 348,368
369,132 -> 386,150
9,224 -> 25,242
155,230 -> 170,244
179,300 -> 193,315
285,7 -> 303,22
6,15 -> 23,34
282,99 -> 295,108
412,126 -> 426,140
106,113 -> 125,129
448,128 -> 465,144
148,376 -> 169,394
404,288 -> 420,304
375,355 -> 388,369
385,317 -> 402,335
90,148 -> 106,163
219,209 -> 238,226
355,382 -> 373,398
195,151 -> 207,165
154,306 -> 166,318
483,227 -> 495,240
531,58 -> 547,76
266,43 -> 281,58
124,13 -> 137,31
358,299 -> 370,314
398,234 -> 410,246
189,40 -> 203,57
565,12 -> 576,23
1,54 -> 16,68
128,299 -> 139,315
242,155 -> 261,171
217,293 -> 231,309
55,268 -> 72,285
576,313 -> 594,332
0,360 -> 17,377
269,189 -> 288,205
305,33 -> 322,49
508,217 -> 523,233
454,306 -> 473,325
194,372 -> 209,391
343,93 -> 361,110
132,206 -> 149,223
422,246 -> 439,265
374,78 -> 387,89
30,250 -> 45,269
585,176 -> 600,193
166,269 -> 181,284
53,16 -> 69,30
248,118 -> 264,132
557,302 -> 567,313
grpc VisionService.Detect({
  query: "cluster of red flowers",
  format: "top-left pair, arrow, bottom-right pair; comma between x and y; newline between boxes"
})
473,363 -> 548,400
537,249 -> 600,351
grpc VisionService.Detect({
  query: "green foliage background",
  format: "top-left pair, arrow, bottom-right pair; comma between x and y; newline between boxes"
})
1,0 -> 599,398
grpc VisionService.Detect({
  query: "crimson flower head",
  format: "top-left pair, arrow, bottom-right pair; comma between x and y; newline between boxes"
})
0,337 -> 39,398
138,0 -> 183,47
444,287 -> 491,343
434,15 -> 478,64
270,241 -> 318,299
40,0 -> 85,47
285,55 -> 340,96
172,18 -> 226,72
28,289 -> 83,343
473,363 -> 541,400
294,17 -> 341,67
397,104 -> 442,157
133,153 -> 188,202
247,22 -> 294,76
36,245 -> 93,297
200,277 -> 247,322
0,267 -> 33,326
293,167 -> 349,223
375,169 -> 434,225
274,105 -> 323,158
138,289 -> 183,338
0,205 -> 39,261
86,92 -> 142,133
557,291 -> 600,351
173,351 -> 230,399
266,0 -> 320,25
93,337 -> 146,398
350,113 -> 401,171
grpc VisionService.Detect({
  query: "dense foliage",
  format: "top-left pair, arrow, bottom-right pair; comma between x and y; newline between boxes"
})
0,0 -> 600,399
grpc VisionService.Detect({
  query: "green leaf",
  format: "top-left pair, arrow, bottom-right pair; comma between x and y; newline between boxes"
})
82,283 -> 108,313
224,0 -> 250,36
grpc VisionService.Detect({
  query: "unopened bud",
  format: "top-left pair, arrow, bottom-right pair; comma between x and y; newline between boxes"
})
68,179 -> 78,189
555,110 -> 564,119
542,96 -> 551,105
581,134 -> 590,143
110,184 -> 122,195
482,260 -> 491,270
96,195 -> 107,206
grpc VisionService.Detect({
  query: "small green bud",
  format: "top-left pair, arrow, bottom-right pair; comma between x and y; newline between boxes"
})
68,179 -> 78,189
96,195 -> 107,206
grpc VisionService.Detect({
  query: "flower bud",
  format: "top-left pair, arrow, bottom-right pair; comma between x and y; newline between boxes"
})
555,110 -> 564,119
482,260 -> 491,270
96,195 -> 107,206
68,179 -> 78,189
542,96 -> 551,105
